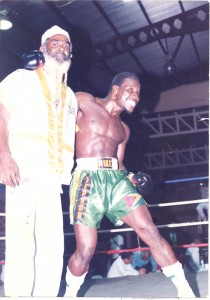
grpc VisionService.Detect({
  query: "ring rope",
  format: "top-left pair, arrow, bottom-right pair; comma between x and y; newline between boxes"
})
63,220 -> 209,236
61,198 -> 209,216
0,199 -> 208,239
0,221 -> 208,240
163,176 -> 208,184
63,197 -> 209,236
62,243 -> 208,257
95,243 -> 209,255
148,198 -> 208,208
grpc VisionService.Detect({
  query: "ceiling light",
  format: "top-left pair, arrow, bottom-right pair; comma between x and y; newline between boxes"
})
163,38 -> 176,75
0,8 -> 13,30
164,56 -> 176,75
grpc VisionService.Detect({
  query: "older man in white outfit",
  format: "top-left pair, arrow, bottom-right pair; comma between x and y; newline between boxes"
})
0,25 -> 77,296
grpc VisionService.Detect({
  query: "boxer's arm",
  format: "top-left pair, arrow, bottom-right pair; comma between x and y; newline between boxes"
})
76,92 -> 96,110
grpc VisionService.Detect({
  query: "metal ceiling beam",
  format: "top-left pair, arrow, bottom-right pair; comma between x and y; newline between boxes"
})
93,0 -> 146,73
43,0 -> 73,34
144,144 -> 208,170
172,35 -> 185,61
137,1 -> 167,55
142,107 -> 209,138
179,1 -> 202,66
95,3 -> 209,59
141,106 -> 209,170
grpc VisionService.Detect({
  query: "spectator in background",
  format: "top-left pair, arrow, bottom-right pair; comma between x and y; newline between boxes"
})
109,234 -> 124,261
132,250 -> 158,273
0,262 -> 4,285
184,234 -> 201,272
197,183 -> 209,234
200,183 -> 208,200
196,203 -> 208,222
196,202 -> 208,235
107,252 -> 145,278
106,234 -> 125,274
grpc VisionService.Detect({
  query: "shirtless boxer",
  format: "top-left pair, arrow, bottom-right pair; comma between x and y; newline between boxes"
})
65,72 -> 195,298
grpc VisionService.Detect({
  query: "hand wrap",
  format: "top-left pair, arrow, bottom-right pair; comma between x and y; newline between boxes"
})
127,171 -> 153,196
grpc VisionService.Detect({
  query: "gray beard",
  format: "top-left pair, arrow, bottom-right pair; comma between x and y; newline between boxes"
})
43,52 -> 71,82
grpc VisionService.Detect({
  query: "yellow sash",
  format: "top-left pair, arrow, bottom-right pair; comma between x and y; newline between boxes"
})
35,68 -> 66,174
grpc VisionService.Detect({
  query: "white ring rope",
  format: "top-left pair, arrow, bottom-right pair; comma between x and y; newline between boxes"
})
63,221 -> 209,236
148,198 -> 209,208
0,198 -> 208,239
61,198 -> 209,216
63,198 -> 209,236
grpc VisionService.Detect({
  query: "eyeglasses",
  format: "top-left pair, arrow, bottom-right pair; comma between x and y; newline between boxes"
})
48,38 -> 72,50
47,39 -> 73,59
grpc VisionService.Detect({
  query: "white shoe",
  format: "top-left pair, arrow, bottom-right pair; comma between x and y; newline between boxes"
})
64,284 -> 78,298
64,268 -> 87,297
177,284 -> 196,298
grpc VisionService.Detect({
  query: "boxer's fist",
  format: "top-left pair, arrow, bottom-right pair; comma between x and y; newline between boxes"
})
128,171 -> 153,196
22,50 -> 45,70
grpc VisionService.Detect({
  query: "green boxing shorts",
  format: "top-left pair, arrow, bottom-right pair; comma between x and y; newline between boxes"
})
69,158 -> 146,228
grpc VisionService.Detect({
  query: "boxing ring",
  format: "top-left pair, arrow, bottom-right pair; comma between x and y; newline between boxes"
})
61,196 -> 209,298
0,179 -> 209,298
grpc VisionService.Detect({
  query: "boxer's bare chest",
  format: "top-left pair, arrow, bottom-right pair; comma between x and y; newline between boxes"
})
78,101 -> 126,145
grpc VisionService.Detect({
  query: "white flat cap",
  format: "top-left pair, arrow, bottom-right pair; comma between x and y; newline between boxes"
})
41,25 -> 70,44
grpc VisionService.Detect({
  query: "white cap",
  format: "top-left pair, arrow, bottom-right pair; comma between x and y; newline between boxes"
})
41,25 -> 70,44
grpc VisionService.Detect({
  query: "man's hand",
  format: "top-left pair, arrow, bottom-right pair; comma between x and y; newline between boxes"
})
0,152 -> 20,187
127,171 -> 153,196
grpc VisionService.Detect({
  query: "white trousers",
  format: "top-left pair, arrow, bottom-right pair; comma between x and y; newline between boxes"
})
4,178 -> 64,296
